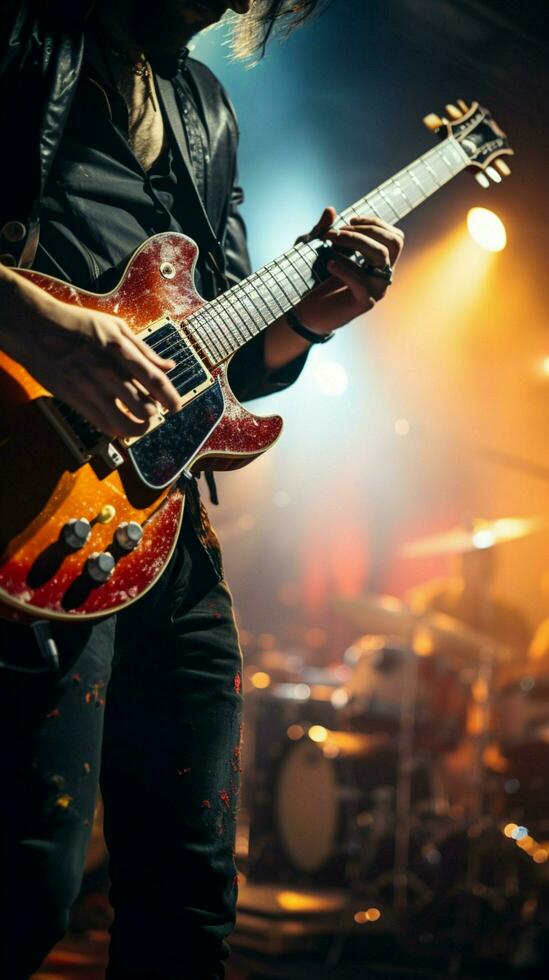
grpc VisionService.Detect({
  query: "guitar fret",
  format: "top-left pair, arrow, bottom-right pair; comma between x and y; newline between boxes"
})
366,195 -> 385,220
246,276 -> 283,324
191,311 -> 229,359
405,169 -> 426,204
270,257 -> 305,304
215,294 -> 253,347
256,266 -> 293,315
283,249 -> 314,291
239,282 -> 272,327
393,179 -> 413,209
190,311 -> 224,358
220,292 -> 257,344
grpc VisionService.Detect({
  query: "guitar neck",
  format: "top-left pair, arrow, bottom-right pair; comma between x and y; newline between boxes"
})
186,136 -> 469,364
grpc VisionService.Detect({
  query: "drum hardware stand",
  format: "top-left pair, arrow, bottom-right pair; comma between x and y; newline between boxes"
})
465,639 -> 500,888
393,615 -> 424,916
447,638 -> 503,977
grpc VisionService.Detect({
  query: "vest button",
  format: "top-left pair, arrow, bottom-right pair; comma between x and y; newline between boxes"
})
0,253 -> 17,267
1,221 -> 26,243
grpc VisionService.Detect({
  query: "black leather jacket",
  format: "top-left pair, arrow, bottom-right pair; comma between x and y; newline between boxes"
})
0,1 -> 309,402
0,2 -> 246,280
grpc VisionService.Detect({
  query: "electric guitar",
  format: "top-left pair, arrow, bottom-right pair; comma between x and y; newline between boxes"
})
0,101 -> 513,623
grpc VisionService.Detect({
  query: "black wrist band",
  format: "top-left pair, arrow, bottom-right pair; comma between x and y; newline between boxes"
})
285,308 -> 334,344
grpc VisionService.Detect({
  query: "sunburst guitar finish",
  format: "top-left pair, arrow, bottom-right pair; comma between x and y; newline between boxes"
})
0,233 -> 282,623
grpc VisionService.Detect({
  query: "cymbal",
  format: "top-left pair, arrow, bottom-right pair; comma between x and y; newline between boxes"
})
334,594 -> 509,665
332,594 -> 414,636
402,516 -> 544,558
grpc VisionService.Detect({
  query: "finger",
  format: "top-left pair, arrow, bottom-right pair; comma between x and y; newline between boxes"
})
326,254 -> 379,306
107,377 -> 159,421
106,336 -> 182,413
312,206 -> 337,238
348,217 -> 404,263
295,205 -> 337,245
326,229 -> 391,268
118,321 -> 176,371
72,389 -> 148,440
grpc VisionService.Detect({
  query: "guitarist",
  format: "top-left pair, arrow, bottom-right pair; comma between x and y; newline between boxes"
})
0,2 -> 404,977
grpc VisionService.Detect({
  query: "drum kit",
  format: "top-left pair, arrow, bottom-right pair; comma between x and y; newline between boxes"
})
244,517 -> 549,954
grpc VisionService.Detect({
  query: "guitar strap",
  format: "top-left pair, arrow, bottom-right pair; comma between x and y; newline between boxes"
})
155,73 -> 228,296
155,73 -> 223,507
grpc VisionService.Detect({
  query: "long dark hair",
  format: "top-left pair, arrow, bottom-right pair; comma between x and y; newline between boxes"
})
231,0 -> 332,60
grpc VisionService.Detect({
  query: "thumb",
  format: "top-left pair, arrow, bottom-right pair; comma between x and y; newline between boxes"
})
295,206 -> 338,246
311,205 -> 337,238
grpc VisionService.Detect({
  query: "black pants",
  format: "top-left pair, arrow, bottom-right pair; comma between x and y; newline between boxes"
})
0,522 -> 243,980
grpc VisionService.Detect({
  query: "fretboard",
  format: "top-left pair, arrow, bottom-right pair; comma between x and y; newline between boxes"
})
186,136 -> 469,365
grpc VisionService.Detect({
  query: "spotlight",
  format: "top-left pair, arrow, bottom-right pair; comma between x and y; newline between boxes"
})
467,207 -> 507,252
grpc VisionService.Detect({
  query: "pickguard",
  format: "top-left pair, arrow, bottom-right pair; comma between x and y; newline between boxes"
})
127,378 -> 225,488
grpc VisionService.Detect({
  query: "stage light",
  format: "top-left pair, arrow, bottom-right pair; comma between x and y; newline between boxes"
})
533,848 -> 548,864
504,823 -> 518,838
292,683 -> 311,701
472,528 -> 496,549
467,207 -> 507,252
354,907 -> 382,924
313,360 -> 349,397
251,671 -> 271,689
512,825 -> 528,841
308,725 -> 328,743
542,357 -> 549,376
277,891 -> 341,913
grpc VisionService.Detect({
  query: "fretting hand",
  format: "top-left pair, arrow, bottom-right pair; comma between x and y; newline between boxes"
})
294,205 -> 405,334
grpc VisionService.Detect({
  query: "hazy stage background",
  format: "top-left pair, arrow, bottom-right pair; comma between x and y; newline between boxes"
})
192,0 -> 549,651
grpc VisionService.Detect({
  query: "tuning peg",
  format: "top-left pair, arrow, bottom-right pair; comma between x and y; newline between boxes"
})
495,159 -> 511,176
486,165 -> 502,183
445,103 -> 462,120
457,99 -> 469,113
475,173 -> 490,189
423,113 -> 443,131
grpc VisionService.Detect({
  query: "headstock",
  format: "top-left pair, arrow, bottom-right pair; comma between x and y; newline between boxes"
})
423,101 -> 514,189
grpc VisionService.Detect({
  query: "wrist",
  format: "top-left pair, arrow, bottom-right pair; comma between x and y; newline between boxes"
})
285,308 -> 335,345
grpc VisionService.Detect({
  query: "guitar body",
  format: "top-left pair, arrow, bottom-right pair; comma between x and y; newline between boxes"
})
0,233 -> 283,623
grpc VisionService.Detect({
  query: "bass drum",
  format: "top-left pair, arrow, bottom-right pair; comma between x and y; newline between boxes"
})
273,732 -> 432,888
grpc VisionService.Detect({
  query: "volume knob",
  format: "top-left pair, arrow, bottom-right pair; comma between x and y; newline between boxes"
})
115,521 -> 144,551
63,518 -> 92,549
87,551 -> 115,582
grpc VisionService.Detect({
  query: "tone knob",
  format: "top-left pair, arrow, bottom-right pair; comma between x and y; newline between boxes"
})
87,551 -> 115,582
115,521 -> 144,551
62,518 -> 92,549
